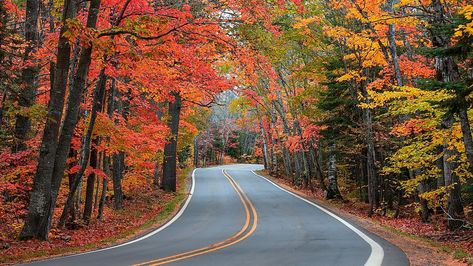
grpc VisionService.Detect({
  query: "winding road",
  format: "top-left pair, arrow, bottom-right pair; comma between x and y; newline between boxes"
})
25,164 -> 408,266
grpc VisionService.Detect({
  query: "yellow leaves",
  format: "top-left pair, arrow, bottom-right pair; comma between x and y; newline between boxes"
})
454,5 -> 473,38
361,86 -> 452,114
323,26 -> 350,40
346,7 -> 367,22
418,186 -> 448,206
293,17 -> 320,29
394,0 -> 417,8
337,70 -> 361,82
328,28 -> 387,70
460,4 -> 473,20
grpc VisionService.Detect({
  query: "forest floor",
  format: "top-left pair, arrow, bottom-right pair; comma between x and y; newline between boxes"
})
256,170 -> 473,266
0,168 -> 193,265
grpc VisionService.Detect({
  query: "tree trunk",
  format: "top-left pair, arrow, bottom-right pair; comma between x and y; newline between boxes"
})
20,0 -> 77,240
443,138 -> 465,230
361,84 -> 379,215
430,0 -> 465,229
98,154 -> 109,220
386,0 -> 403,87
272,102 -> 293,177
14,0 -> 40,152
193,135 -> 199,168
98,82 -> 115,219
66,149 -> 77,226
83,143 -> 98,222
258,116 -> 270,170
112,152 -> 125,209
310,145 -> 326,191
418,180 -> 431,223
57,64 -> 106,226
326,143 -> 342,199
161,92 -> 182,192
458,105 -> 473,173
94,164 -> 101,212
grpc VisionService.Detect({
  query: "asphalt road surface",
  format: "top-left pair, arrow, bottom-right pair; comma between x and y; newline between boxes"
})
24,164 -> 408,266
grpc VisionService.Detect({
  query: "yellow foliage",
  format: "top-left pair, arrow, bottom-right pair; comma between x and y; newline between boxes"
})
454,5 -> 473,38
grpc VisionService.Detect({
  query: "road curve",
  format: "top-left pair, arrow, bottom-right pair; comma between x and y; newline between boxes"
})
24,164 -> 408,266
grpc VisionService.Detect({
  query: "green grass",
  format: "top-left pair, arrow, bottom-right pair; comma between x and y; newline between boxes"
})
2,168 -> 193,265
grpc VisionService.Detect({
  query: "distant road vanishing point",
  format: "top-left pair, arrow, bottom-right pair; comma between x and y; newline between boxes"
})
25,164 -> 408,266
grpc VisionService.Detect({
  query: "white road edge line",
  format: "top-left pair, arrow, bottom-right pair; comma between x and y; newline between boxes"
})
251,170 -> 384,266
38,168 -> 197,261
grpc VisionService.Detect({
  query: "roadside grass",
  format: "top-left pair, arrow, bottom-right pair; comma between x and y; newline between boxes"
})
1,167 -> 192,265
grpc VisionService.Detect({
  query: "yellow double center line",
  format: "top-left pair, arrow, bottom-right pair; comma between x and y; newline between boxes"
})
133,169 -> 258,266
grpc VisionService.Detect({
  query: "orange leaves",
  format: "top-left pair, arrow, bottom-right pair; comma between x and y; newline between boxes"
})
302,124 -> 325,143
286,135 -> 302,153
398,55 -> 435,81
391,118 -> 435,137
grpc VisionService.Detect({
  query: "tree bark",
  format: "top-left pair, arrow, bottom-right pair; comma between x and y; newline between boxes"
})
326,143 -> 342,199
59,68 -> 106,226
458,105 -> 473,173
112,151 -> 125,209
442,138 -> 465,230
161,92 -> 182,192
258,116 -> 270,170
98,155 -> 109,220
111,87 -> 126,210
83,143 -> 98,222
430,0 -> 465,229
98,81 -> 115,219
193,135 -> 199,168
51,0 -> 101,227
20,0 -> 77,240
386,0 -> 403,87
14,0 -> 40,152
361,84 -> 379,216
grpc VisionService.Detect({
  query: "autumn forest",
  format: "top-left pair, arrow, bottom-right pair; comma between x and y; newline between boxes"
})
0,0 -> 472,264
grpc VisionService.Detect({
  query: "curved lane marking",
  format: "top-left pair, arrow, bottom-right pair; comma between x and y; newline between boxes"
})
134,169 -> 258,266
251,170 -> 384,266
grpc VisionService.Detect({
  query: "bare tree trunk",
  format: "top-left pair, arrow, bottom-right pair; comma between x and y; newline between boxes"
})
161,92 -> 181,192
